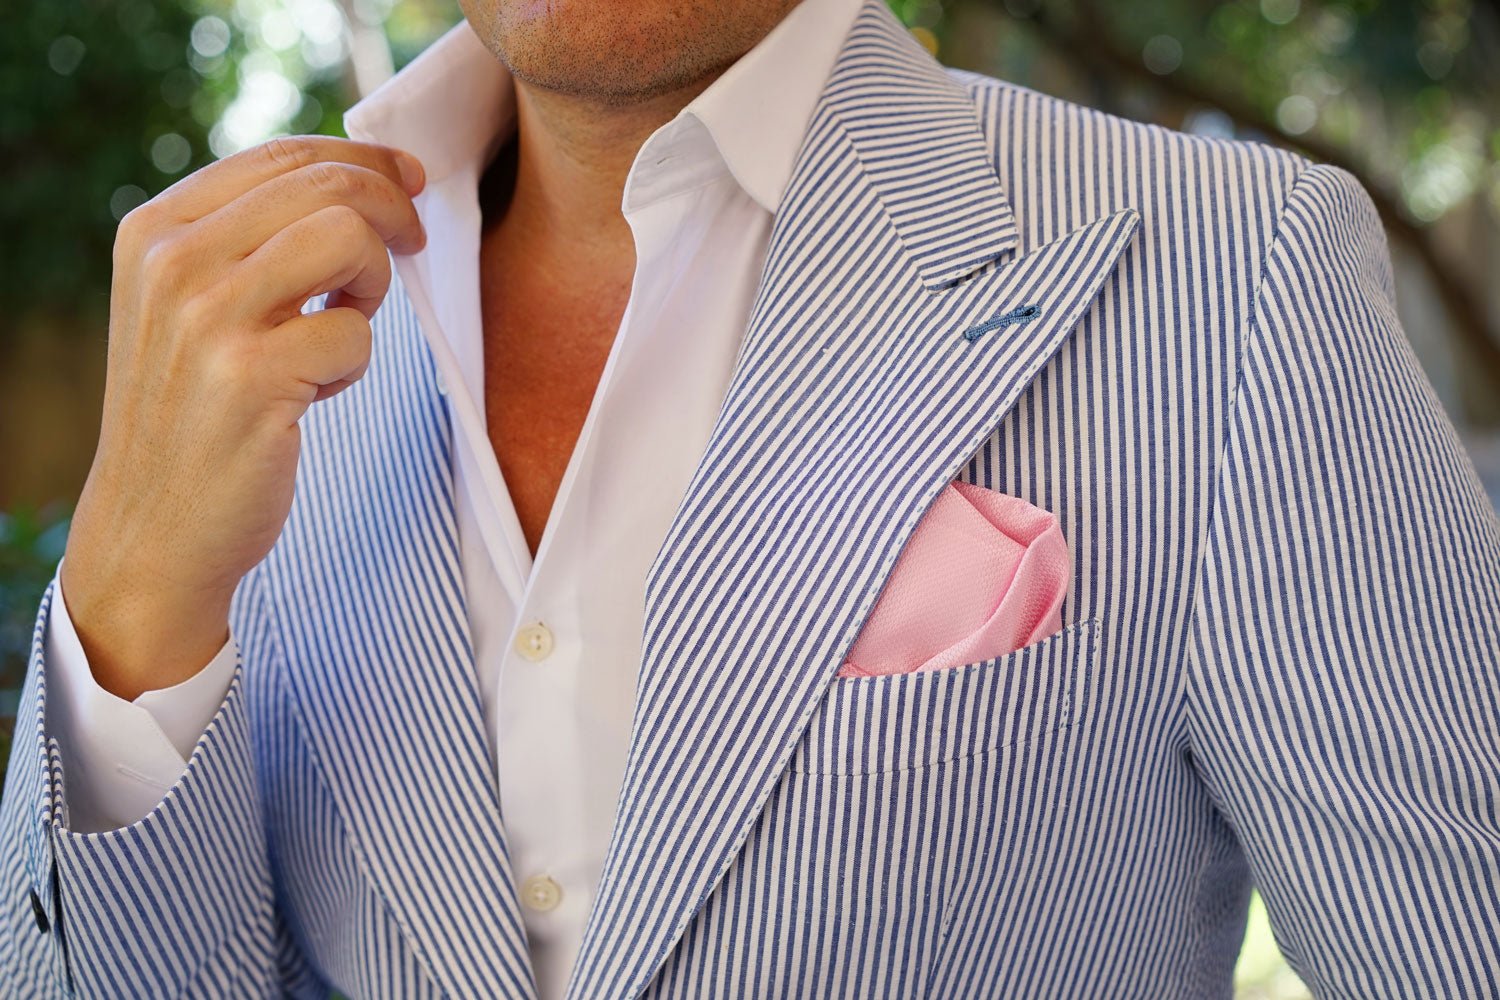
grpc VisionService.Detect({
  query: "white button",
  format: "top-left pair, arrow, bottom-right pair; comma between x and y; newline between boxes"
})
434,369 -> 448,396
521,874 -> 563,913
514,622 -> 554,662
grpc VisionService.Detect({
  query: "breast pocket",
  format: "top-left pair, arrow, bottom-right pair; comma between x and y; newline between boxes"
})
789,617 -> 1101,776
685,619 -> 1105,998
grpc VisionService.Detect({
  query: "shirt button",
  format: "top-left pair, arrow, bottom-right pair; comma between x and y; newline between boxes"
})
514,622 -> 554,662
520,874 -> 563,913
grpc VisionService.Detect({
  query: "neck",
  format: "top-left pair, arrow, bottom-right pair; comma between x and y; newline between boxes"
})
492,73 -> 722,269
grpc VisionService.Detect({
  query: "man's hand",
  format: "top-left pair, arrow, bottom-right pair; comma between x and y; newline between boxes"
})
60,136 -> 428,701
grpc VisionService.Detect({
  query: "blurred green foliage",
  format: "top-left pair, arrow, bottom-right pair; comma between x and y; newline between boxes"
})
1235,893 -> 1313,998
2,1 -> 206,328
0,506 -> 71,764
896,0 -> 1500,185
1072,0 -> 1499,223
0,0 -> 351,332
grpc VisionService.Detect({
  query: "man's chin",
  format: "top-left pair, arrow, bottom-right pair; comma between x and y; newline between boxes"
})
501,49 -> 709,108
462,0 -> 792,108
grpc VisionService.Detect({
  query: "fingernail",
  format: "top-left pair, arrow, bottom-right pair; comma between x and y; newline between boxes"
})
396,152 -> 425,193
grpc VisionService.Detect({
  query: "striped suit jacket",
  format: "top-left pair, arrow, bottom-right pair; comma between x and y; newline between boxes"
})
5,2 -> 1499,996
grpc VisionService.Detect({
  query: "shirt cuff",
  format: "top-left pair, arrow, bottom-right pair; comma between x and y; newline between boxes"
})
45,564 -> 238,831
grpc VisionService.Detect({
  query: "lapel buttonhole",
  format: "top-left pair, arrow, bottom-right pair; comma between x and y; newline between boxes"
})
963,304 -> 1042,343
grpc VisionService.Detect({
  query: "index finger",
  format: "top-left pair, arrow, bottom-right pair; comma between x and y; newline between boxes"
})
153,135 -> 425,223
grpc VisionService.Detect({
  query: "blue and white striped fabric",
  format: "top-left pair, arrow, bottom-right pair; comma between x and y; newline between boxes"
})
5,0 -> 1498,996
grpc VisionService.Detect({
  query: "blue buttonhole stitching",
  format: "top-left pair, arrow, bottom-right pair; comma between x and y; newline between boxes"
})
962,304 -> 1041,342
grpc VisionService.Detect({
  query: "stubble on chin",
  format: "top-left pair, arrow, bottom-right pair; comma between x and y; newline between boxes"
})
471,0 -> 791,106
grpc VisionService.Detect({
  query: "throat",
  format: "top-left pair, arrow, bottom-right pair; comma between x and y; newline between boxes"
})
477,139 -> 635,558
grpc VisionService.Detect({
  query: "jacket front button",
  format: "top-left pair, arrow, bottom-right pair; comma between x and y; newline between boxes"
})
29,889 -> 48,933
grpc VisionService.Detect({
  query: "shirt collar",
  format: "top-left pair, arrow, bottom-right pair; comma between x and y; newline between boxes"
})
344,0 -> 864,215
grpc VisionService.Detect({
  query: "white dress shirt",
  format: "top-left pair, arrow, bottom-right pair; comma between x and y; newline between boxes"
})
44,0 -> 865,994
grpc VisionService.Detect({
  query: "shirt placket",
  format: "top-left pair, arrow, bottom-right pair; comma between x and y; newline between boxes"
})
487,136 -> 699,982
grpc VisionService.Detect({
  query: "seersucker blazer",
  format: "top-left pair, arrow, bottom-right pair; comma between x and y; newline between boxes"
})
5,1 -> 1499,997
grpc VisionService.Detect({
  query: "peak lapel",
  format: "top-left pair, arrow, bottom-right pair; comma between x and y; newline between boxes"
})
567,3 -> 1142,998
828,10 -> 1020,288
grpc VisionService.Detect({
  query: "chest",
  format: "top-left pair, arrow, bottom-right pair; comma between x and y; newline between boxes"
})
264,242 -> 1245,997
478,238 -> 631,551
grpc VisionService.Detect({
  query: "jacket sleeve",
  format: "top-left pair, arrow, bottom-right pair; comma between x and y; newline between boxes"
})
1185,161 -> 1500,997
1,572 -> 280,998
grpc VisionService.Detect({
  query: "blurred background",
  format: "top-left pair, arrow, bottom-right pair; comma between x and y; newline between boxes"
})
3,1 -> 1498,996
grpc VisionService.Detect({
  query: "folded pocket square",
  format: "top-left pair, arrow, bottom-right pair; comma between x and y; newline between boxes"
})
837,481 -> 1070,678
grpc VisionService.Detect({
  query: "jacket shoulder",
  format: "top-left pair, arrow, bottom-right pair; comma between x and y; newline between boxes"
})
944,66 -> 1313,257
946,66 -> 1310,179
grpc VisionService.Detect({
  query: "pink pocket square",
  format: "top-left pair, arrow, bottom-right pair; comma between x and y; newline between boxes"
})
837,481 -> 1070,678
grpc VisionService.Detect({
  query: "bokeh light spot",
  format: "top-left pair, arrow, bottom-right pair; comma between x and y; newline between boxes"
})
150,133 -> 193,174
1261,0 -> 1300,26
191,16 -> 231,59
1276,94 -> 1318,134
47,36 -> 86,76
1143,34 -> 1183,75
109,185 -> 149,222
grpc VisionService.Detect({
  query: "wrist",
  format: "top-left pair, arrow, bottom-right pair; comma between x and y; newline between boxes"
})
58,555 -> 233,701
